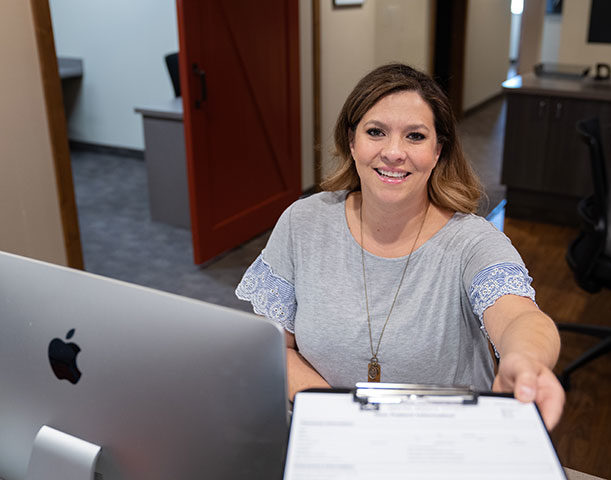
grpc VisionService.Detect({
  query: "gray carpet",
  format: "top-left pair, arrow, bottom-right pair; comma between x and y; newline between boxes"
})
71,97 -> 507,311
71,150 -> 268,312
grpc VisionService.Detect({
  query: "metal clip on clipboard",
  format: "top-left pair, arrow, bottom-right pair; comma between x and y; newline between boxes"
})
353,383 -> 479,410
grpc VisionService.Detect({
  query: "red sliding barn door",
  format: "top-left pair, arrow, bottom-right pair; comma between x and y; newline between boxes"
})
177,0 -> 301,264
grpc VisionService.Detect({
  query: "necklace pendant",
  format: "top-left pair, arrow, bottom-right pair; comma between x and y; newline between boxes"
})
367,359 -> 381,382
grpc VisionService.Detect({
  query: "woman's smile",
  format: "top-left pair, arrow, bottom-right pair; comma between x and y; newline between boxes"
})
374,168 -> 411,183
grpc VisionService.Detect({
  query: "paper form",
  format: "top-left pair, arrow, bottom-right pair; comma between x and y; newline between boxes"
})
284,392 -> 567,480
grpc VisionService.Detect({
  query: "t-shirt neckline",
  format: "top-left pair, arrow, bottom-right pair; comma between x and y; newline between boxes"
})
338,190 -> 461,261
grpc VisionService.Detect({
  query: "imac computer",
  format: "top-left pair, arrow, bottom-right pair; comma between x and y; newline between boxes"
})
0,250 -> 288,480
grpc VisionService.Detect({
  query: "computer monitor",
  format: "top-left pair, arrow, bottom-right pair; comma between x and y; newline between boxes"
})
0,251 -> 288,480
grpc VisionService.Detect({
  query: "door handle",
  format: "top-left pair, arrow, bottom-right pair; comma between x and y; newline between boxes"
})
192,63 -> 207,108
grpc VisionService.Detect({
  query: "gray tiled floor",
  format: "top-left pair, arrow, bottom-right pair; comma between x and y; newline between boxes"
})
72,97 -> 506,311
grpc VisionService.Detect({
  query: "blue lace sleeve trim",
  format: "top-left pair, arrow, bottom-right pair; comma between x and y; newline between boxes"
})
469,262 -> 536,357
235,255 -> 296,333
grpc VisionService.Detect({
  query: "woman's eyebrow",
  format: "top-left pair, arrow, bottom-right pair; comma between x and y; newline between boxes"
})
363,119 -> 430,131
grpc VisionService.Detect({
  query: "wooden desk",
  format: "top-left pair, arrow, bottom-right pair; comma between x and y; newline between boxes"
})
564,467 -> 605,480
501,73 -> 611,225
134,98 -> 190,229
0,466 -> 602,479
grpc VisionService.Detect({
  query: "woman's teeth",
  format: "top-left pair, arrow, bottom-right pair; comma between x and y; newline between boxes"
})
375,168 -> 409,179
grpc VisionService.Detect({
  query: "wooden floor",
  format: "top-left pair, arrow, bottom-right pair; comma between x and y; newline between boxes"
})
503,218 -> 611,480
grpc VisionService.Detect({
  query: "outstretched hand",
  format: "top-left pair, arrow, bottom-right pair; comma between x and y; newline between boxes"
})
493,351 -> 565,431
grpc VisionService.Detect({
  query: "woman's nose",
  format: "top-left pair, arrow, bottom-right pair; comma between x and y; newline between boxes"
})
381,137 -> 406,163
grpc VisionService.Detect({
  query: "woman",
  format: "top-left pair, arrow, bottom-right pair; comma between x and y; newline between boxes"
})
236,63 -> 564,429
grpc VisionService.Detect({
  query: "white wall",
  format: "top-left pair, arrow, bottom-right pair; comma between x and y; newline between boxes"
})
374,0 -> 432,71
49,0 -> 179,150
320,1 -> 376,178
0,0 -> 68,265
517,0 -> 546,75
319,0 -> 431,178
541,13 -> 562,63
558,0 -> 611,69
509,13 -> 522,61
463,0 -> 512,111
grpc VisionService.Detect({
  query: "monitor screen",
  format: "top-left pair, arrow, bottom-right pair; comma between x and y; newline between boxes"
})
0,251 -> 288,480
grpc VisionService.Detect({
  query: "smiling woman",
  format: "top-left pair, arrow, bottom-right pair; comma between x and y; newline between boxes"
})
348,91 -> 441,212
236,63 -> 565,431
324,63 -> 481,214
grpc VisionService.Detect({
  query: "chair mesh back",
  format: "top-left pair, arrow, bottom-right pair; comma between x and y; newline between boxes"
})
576,117 -> 610,256
164,52 -> 180,97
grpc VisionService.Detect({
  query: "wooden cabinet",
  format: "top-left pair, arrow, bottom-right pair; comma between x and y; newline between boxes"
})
501,74 -> 611,225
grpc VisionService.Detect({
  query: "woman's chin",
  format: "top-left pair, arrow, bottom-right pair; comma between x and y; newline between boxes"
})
362,186 -> 427,209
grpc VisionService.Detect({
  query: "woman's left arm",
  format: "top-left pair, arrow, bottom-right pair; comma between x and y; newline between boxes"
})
483,294 -> 565,430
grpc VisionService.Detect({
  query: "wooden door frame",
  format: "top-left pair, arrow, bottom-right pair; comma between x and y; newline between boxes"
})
29,0 -> 83,269
312,0 -> 321,187
431,0 -> 468,118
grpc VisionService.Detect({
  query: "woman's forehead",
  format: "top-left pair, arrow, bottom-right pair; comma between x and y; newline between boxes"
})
360,90 -> 435,125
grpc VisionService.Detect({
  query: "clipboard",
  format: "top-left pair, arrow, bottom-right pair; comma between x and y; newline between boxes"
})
283,383 -> 567,479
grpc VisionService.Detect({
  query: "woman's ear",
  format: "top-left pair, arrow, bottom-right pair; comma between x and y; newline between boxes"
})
349,129 -> 356,157
435,142 -> 442,163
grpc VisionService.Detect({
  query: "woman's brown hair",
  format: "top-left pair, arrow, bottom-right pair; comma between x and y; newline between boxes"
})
321,63 -> 482,214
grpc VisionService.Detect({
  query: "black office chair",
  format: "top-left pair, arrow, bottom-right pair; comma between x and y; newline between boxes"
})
557,117 -> 611,390
164,52 -> 181,97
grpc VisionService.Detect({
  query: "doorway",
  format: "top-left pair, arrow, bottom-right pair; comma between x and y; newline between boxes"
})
34,0 -> 305,309
432,0 -> 468,116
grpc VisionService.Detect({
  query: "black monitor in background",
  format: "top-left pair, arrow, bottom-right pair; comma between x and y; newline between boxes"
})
0,250 -> 288,480
588,0 -> 611,44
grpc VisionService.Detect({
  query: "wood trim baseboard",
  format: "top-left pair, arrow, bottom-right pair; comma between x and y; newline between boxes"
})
450,0 -> 468,118
30,0 -> 83,269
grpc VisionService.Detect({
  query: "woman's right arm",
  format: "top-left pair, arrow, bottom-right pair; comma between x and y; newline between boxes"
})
285,331 -> 330,401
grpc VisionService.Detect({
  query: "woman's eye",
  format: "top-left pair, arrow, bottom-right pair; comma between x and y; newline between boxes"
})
366,128 -> 384,137
407,132 -> 426,141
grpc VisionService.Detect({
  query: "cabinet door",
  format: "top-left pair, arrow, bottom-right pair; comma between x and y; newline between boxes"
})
542,98 -> 601,196
501,94 -> 550,190
600,103 -> 611,161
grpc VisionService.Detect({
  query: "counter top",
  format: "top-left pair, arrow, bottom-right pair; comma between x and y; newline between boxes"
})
0,465 -> 603,480
502,73 -> 611,102
134,98 -> 183,120
58,57 -> 83,80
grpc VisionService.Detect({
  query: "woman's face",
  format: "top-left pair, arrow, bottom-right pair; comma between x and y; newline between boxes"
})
349,90 -> 441,209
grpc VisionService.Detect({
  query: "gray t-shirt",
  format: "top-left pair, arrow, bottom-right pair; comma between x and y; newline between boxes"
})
236,191 -> 535,391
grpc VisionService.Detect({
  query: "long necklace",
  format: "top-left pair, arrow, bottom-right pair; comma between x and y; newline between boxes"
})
360,198 -> 429,382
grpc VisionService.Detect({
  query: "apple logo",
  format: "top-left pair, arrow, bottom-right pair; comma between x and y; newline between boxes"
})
48,328 -> 82,384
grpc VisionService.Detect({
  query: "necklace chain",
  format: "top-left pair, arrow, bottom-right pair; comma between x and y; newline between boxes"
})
360,198 -> 429,381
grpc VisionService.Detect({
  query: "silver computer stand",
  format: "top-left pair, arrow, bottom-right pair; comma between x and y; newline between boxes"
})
25,426 -> 101,480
